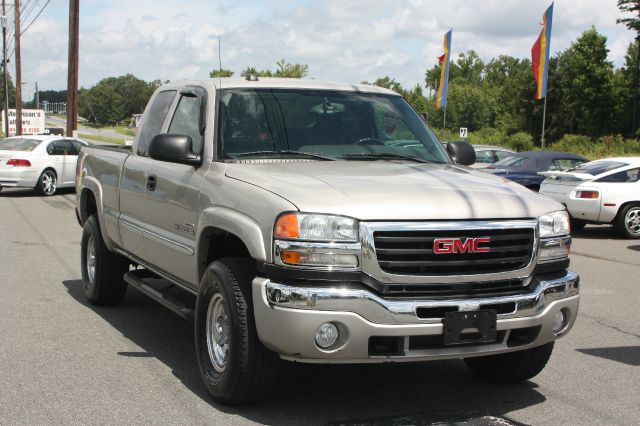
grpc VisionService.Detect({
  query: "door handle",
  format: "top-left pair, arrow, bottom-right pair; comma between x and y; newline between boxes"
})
146,174 -> 157,191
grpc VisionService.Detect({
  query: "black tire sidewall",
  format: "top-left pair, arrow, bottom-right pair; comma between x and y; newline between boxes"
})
36,169 -> 57,196
617,204 -> 640,239
80,215 -> 101,301
195,261 -> 247,401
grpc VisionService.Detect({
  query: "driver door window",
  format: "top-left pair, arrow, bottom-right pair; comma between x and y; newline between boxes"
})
167,95 -> 203,155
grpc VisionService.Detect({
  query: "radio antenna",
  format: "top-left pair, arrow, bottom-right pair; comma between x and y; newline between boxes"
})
218,36 -> 222,89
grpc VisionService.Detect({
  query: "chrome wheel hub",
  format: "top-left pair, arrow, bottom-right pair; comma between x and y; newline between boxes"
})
42,171 -> 57,195
206,293 -> 230,373
85,235 -> 96,288
625,207 -> 640,235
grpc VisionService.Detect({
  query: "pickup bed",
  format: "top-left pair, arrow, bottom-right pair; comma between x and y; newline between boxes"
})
76,78 -> 579,404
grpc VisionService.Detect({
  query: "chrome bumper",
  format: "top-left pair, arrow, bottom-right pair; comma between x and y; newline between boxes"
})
252,271 -> 580,363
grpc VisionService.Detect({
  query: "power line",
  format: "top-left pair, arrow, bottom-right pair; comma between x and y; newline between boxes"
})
21,0 -> 50,35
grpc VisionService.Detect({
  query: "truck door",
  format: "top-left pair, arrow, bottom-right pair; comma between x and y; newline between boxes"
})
119,89 -> 177,261
142,87 -> 206,285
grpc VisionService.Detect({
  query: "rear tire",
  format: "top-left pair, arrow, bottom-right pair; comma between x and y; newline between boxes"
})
195,258 -> 279,405
80,214 -> 129,305
615,204 -> 640,239
464,342 -> 554,383
36,169 -> 58,196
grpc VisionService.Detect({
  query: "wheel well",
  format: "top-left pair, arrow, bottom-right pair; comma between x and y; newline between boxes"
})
613,201 -> 640,222
198,227 -> 252,280
80,189 -> 97,224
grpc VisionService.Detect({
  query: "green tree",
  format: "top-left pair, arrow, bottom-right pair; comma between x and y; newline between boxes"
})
0,71 -> 16,110
240,60 -> 308,79
78,74 -> 155,125
555,27 -> 615,137
209,69 -> 234,78
617,0 -> 640,132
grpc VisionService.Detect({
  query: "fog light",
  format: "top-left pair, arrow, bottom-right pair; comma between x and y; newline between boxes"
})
552,310 -> 566,334
315,322 -> 339,349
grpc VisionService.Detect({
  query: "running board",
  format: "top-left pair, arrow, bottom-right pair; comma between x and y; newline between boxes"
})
124,270 -> 195,321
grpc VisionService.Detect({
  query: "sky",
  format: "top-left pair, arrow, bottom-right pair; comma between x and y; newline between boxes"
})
7,0 -> 637,100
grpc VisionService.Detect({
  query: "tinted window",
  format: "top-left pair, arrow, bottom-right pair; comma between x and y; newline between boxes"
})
596,168 -> 640,183
46,140 -> 76,155
494,150 -> 513,161
475,150 -> 494,164
569,161 -> 627,176
0,137 -> 41,151
136,90 -> 176,156
168,95 -> 203,154
219,89 -> 449,163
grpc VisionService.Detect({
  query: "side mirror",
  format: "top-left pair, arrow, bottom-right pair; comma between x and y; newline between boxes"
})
446,140 -> 476,166
149,134 -> 202,167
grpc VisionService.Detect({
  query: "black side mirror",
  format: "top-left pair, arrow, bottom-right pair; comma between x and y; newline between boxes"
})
446,140 -> 476,166
149,134 -> 202,167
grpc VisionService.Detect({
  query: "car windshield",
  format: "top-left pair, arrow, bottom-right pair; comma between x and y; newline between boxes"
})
494,156 -> 528,168
218,88 -> 450,163
568,161 -> 628,176
0,137 -> 41,151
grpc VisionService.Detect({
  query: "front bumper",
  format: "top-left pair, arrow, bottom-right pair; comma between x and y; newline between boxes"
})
253,270 -> 580,363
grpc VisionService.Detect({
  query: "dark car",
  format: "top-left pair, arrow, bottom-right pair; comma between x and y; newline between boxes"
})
483,150 -> 588,191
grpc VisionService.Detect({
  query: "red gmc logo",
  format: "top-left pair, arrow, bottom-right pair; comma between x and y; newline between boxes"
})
433,237 -> 491,254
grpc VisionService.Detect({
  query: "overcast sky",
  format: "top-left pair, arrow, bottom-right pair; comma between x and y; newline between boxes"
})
10,0 -> 636,99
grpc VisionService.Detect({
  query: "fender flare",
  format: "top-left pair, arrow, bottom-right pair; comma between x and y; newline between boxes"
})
80,176 -> 116,251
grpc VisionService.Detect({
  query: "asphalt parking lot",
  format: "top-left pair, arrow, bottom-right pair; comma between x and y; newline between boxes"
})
0,188 -> 638,425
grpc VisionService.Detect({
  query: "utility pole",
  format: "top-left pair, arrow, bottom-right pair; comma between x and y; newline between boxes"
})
35,80 -> 38,109
14,0 -> 21,136
2,0 -> 8,136
66,0 -> 79,137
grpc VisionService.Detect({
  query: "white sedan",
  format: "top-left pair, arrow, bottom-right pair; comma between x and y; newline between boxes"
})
539,157 -> 640,238
0,135 -> 88,196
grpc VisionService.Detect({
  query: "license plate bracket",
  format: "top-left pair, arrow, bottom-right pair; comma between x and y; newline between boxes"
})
443,309 -> 497,346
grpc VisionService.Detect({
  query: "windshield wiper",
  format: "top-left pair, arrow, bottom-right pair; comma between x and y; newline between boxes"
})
229,150 -> 335,161
339,153 -> 432,163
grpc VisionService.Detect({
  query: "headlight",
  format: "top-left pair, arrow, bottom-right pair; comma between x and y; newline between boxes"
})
538,210 -> 571,262
274,212 -> 358,242
273,212 -> 360,269
539,210 -> 570,238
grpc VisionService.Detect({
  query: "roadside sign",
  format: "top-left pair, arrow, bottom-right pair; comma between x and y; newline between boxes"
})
2,109 -> 46,136
459,127 -> 468,138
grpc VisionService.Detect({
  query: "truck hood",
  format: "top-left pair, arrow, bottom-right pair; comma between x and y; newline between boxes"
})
224,161 -> 563,220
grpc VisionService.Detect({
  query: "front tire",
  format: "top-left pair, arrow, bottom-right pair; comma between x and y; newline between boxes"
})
195,258 -> 279,405
615,204 -> 640,239
80,214 -> 129,305
464,342 -> 554,383
36,169 -> 58,196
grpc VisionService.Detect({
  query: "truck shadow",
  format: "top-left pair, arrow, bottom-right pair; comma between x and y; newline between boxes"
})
63,279 -> 546,425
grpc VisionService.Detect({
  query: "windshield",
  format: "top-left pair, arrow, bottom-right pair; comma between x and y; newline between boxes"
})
0,137 -> 41,151
494,156 -> 527,168
218,88 -> 449,163
569,161 -> 627,176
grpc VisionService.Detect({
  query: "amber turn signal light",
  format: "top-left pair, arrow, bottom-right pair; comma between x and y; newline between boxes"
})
576,190 -> 599,199
274,213 -> 299,238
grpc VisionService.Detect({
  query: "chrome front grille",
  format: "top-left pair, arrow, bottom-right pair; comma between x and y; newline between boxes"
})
373,228 -> 535,275
360,220 -> 538,284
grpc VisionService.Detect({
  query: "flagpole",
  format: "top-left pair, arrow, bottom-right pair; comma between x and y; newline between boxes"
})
541,96 -> 547,150
442,105 -> 447,137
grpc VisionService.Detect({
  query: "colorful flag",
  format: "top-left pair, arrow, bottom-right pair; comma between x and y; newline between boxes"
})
436,29 -> 452,111
531,3 -> 554,100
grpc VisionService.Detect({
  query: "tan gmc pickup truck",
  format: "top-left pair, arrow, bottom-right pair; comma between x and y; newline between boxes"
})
75,78 -> 579,405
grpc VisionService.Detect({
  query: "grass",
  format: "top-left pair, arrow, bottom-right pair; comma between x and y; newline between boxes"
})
78,133 -> 127,145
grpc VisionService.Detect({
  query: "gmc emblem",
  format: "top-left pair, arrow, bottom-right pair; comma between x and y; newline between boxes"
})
433,237 -> 491,254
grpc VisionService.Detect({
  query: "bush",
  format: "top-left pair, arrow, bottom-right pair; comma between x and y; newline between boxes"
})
468,127 -> 508,147
506,132 -> 534,152
551,134 -> 593,157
